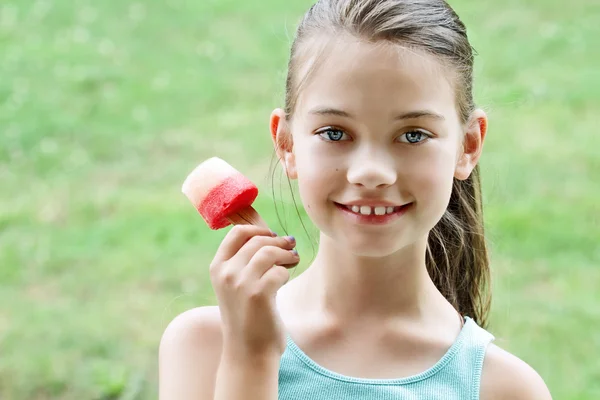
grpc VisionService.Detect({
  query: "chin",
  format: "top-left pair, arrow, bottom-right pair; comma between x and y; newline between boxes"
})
341,236 -> 405,258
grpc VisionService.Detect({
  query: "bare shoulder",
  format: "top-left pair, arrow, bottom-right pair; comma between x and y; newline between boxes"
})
160,305 -> 223,346
159,306 -> 223,400
480,343 -> 552,400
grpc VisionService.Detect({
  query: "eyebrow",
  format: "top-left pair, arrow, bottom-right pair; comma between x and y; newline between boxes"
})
308,107 -> 445,121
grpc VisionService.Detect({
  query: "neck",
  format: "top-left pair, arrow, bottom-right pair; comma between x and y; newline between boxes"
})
295,232 -> 453,324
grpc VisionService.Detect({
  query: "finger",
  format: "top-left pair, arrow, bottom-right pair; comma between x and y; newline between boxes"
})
235,235 -> 296,266
260,265 -> 291,295
243,246 -> 299,281
213,225 -> 274,264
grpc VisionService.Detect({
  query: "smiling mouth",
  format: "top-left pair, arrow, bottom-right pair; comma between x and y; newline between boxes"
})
336,203 -> 409,216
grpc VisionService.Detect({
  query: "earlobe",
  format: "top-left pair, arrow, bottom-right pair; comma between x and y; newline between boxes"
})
454,109 -> 487,181
284,152 -> 297,180
270,108 -> 297,179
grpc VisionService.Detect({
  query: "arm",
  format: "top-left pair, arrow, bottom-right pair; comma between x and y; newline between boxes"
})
214,344 -> 280,400
158,306 -> 281,400
480,343 -> 552,400
159,226 -> 295,400
159,306 -> 223,400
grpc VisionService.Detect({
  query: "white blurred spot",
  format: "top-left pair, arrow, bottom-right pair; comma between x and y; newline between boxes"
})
13,77 -> 29,95
72,26 -> 90,44
98,39 -> 115,56
101,83 -> 117,100
10,147 -> 24,162
0,4 -> 18,29
40,139 -> 59,155
5,47 -> 21,67
5,124 -> 20,139
0,165 -> 12,182
129,3 -> 146,21
133,106 -> 149,123
39,201 -> 64,224
152,72 -> 171,91
53,31 -> 70,51
68,147 -> 91,168
31,0 -> 52,21
77,5 -> 97,24
218,109 -> 253,130
181,278 -> 198,293
195,41 -> 223,61
531,84 -> 549,99
8,78 -> 29,112
539,23 -> 559,39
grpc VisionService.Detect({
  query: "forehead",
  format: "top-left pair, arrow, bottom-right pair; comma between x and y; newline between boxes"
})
295,36 -> 459,124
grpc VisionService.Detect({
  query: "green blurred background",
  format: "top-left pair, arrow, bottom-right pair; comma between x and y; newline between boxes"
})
1,0 -> 598,399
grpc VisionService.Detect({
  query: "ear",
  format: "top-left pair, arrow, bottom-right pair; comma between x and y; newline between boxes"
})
454,109 -> 488,181
270,108 -> 297,179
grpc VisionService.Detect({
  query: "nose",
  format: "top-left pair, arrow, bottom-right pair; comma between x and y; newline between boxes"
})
346,147 -> 397,189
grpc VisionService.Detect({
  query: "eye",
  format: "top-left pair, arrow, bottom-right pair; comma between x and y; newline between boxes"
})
399,130 -> 431,144
317,128 -> 349,142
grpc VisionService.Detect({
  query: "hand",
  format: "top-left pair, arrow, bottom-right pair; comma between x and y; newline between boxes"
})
209,225 -> 299,357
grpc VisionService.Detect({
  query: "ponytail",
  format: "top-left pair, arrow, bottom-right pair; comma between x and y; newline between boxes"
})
426,165 -> 492,328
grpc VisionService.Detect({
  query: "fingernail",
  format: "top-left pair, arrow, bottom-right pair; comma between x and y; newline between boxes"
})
290,249 -> 299,257
284,236 -> 296,244
270,230 -> 278,237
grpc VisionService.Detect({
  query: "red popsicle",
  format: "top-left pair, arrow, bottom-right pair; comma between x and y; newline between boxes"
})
181,157 -> 267,229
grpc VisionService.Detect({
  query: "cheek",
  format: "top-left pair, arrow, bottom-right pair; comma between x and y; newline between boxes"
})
294,142 -> 330,207
295,168 -> 328,229
293,140 -> 345,222
410,145 -> 457,210
294,137 -> 342,187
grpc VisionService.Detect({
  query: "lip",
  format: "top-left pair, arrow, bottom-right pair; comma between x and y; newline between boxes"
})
340,200 -> 405,207
334,202 -> 413,225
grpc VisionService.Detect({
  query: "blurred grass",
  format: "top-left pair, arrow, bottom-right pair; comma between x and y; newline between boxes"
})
1,0 -> 598,399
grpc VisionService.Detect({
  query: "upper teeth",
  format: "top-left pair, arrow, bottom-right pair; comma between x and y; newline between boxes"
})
349,205 -> 396,215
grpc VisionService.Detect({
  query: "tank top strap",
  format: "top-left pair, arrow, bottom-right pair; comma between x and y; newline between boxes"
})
446,316 -> 496,399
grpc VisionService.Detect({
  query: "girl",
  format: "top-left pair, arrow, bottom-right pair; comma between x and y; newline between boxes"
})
159,0 -> 552,399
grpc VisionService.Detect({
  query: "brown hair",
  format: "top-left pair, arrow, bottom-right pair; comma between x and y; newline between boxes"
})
273,0 -> 491,328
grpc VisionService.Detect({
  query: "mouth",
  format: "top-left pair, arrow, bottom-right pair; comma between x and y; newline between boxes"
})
334,202 -> 413,223
339,204 -> 404,216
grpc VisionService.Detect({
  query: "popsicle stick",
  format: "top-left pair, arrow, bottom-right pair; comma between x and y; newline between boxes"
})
226,205 -> 268,228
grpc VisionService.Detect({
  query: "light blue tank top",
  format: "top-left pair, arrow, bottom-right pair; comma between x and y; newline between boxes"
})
278,316 -> 494,399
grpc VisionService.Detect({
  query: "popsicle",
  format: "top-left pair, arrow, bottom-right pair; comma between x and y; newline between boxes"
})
181,157 -> 268,230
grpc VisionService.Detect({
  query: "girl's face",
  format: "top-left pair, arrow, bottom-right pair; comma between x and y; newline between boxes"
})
272,37 -> 485,257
